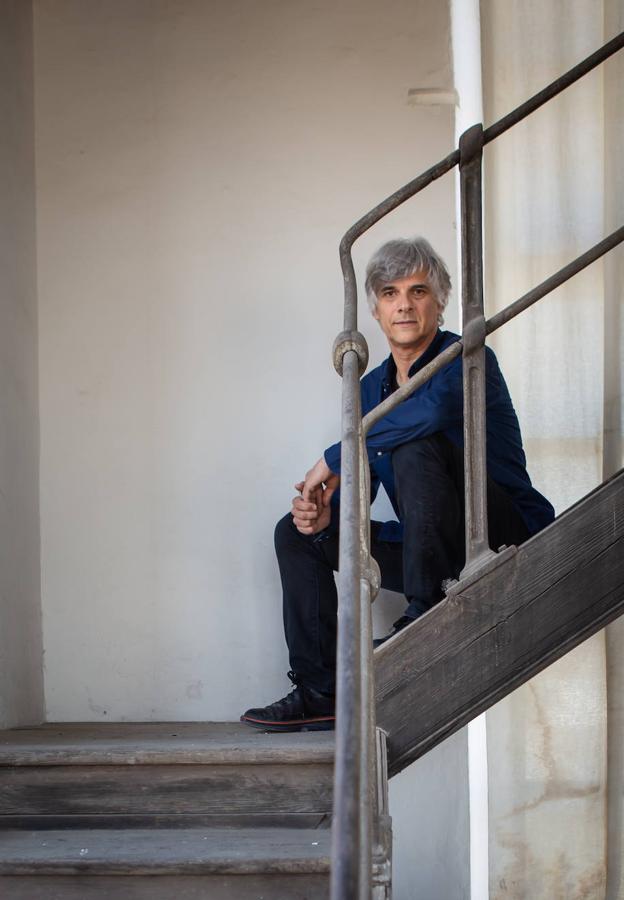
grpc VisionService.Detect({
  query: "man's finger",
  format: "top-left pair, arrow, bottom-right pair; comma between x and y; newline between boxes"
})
321,474 -> 340,507
302,480 -> 322,502
292,510 -> 318,523
294,521 -> 315,535
291,497 -> 317,512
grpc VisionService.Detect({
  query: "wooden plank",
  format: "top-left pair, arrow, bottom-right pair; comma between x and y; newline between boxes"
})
0,763 -> 333,817
0,874 -> 330,899
0,827 -> 331,875
0,722 -> 334,767
0,812 -> 331,830
375,469 -> 624,776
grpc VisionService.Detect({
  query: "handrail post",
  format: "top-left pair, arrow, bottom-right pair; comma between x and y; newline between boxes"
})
459,124 -> 496,577
358,435 -> 380,899
331,342 -> 366,900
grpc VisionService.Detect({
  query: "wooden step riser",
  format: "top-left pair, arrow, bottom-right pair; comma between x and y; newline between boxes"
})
0,874 -> 329,899
0,763 -> 333,818
0,812 -> 330,829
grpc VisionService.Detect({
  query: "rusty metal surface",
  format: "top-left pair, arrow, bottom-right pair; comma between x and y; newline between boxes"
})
459,125 -> 495,577
359,576 -> 374,900
333,330 -> 369,377
330,348 -> 364,900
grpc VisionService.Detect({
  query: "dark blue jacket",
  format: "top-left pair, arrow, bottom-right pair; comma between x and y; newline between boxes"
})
324,329 -> 554,541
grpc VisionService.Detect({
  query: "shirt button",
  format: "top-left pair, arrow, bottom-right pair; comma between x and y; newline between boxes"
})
376,451 -> 383,456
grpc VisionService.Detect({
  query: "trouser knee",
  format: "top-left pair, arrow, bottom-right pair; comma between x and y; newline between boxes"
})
274,512 -> 297,558
392,433 -> 461,496
392,432 -> 453,472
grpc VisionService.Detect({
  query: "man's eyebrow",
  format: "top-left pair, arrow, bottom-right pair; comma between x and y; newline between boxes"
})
377,280 -> 430,292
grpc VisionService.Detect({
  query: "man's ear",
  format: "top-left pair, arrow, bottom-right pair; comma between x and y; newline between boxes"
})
372,303 -> 380,321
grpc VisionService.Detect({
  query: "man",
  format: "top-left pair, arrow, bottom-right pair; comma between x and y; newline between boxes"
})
241,237 -> 554,732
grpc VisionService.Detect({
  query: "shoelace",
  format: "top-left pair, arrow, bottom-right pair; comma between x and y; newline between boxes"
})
262,672 -> 302,714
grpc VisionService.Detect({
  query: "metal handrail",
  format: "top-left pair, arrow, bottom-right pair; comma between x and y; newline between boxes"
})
362,226 -> 624,435
329,31 -> 624,900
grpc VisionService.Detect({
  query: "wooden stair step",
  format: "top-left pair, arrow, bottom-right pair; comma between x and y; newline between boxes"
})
0,723 -> 334,826
0,827 -> 331,899
0,826 -> 331,874
0,722 -> 334,766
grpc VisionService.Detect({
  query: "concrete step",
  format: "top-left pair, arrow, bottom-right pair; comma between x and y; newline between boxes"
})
0,826 -> 331,898
0,723 -> 334,828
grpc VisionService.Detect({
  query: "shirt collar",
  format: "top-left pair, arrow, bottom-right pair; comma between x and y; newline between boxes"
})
380,329 -> 446,391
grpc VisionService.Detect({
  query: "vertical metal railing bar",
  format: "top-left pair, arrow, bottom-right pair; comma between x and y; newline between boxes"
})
358,435 -> 381,899
459,123 -> 494,576
482,30 -> 624,146
359,576 -> 373,900
331,346 -> 365,900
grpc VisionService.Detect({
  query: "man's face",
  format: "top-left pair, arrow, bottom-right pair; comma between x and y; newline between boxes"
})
372,270 -> 440,355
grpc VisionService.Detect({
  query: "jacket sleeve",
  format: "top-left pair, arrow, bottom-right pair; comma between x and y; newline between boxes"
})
324,354 -> 464,473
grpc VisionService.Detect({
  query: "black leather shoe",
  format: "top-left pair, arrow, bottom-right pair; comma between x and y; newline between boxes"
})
373,614 -> 415,649
240,672 -> 335,732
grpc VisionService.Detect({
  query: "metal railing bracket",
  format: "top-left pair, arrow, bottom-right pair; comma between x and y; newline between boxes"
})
333,330 -> 369,377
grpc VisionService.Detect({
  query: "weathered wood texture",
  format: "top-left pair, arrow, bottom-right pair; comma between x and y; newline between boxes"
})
0,874 -> 330,899
0,763 -> 333,818
0,826 -> 332,874
0,812 -> 330,830
375,469 -> 624,777
0,827 -> 331,897
0,722 -> 334,767
0,723 -> 335,831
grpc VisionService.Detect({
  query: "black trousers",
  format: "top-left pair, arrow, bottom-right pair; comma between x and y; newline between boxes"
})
275,433 -> 529,694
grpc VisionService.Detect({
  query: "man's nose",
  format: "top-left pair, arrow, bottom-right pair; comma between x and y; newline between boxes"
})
396,291 -> 413,310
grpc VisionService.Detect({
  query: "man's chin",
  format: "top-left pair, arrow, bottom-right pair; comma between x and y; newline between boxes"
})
390,332 -> 423,347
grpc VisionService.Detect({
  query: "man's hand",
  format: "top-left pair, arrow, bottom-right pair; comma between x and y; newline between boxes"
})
291,484 -> 330,535
290,458 -> 340,535
301,457 -> 340,503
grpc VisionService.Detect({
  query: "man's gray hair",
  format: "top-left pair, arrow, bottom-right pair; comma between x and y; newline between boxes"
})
365,237 -> 452,324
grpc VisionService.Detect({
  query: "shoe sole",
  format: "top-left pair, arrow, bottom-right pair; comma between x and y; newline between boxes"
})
239,715 -> 335,733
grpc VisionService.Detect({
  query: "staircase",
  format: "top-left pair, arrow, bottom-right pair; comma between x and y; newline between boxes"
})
376,468 -> 624,776
1,29 -> 622,898
0,472 -> 621,897
0,722 -> 390,898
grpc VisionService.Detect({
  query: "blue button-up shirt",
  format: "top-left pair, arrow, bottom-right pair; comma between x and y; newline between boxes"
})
324,329 -> 554,541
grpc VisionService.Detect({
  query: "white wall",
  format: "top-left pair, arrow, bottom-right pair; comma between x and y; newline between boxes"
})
390,729 -> 471,900
34,0 -> 458,722
34,3 -> 471,895
0,0 -> 44,729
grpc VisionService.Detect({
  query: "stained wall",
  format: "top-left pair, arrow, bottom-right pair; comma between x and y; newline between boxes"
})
0,0 -> 44,728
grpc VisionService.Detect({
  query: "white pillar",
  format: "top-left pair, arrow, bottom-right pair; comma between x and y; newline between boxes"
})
451,2 -> 489,899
